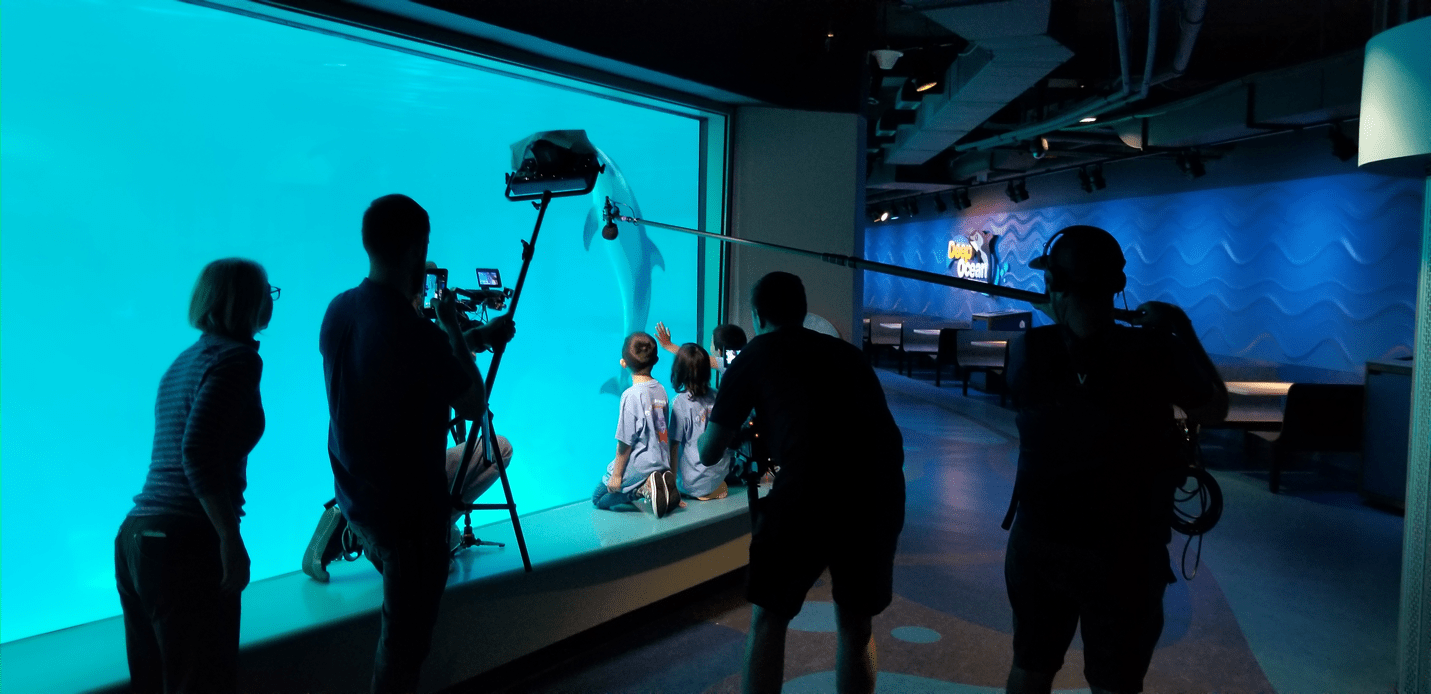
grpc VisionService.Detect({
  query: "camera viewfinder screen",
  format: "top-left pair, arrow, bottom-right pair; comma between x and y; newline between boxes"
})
424,271 -> 446,309
476,268 -> 502,288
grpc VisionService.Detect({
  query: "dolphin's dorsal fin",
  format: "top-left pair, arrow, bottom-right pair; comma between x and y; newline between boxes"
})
599,377 -> 623,396
645,235 -> 665,271
582,207 -> 600,251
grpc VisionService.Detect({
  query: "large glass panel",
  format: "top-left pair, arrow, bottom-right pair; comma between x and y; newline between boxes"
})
2,0 -> 714,641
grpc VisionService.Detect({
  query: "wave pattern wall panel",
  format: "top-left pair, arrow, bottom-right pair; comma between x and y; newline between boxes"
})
865,172 -> 1423,374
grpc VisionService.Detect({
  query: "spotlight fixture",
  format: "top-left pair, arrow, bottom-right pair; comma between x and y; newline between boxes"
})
869,206 -> 887,223
1030,137 -> 1050,159
879,208 -> 890,222
1176,150 -> 1205,179
934,193 -> 948,213
1078,165 -> 1107,193
1328,122 -> 1358,162
870,48 -> 903,70
1005,179 -> 1029,203
907,198 -> 920,217
887,203 -> 901,220
953,188 -> 972,210
1079,116 -> 1099,123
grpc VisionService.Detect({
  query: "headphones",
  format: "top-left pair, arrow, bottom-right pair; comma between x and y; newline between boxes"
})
1040,227 -> 1127,295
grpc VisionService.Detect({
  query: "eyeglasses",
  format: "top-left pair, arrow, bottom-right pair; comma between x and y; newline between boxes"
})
269,285 -> 281,301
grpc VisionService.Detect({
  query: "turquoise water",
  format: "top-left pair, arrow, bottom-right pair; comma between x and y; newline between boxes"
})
1,0 -> 710,641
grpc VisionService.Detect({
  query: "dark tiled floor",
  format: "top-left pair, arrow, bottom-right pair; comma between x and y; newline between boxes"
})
461,370 -> 1400,694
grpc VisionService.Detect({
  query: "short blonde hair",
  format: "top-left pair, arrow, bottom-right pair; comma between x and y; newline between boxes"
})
189,258 -> 269,339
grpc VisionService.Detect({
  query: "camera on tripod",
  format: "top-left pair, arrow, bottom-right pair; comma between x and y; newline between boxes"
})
422,267 -> 513,319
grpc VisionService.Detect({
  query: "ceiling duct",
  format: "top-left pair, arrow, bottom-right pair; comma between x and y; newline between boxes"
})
883,0 -> 1074,165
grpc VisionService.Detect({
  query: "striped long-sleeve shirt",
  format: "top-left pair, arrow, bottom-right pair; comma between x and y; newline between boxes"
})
128,333 -> 265,521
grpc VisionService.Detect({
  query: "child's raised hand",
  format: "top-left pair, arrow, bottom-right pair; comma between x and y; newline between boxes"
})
655,322 -> 675,349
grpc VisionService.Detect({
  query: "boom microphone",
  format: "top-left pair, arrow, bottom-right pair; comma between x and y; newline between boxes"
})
601,197 -> 620,240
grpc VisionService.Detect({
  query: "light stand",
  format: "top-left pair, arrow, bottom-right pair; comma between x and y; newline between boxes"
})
446,140 -> 605,573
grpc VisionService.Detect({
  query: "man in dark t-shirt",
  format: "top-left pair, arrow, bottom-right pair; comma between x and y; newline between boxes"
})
699,271 -> 905,694
1002,226 -> 1228,694
319,194 -> 489,694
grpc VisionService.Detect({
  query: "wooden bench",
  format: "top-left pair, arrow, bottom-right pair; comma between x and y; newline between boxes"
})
937,329 -> 1020,405
868,316 -> 904,369
900,322 -> 969,376
1205,381 -> 1366,493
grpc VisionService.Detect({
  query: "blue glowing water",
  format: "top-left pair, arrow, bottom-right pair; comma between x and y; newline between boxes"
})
1,0 -> 708,641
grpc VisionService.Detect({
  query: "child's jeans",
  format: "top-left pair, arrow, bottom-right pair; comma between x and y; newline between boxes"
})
592,482 -> 639,510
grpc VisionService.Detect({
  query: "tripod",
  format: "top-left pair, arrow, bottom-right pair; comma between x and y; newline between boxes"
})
448,184 -> 595,571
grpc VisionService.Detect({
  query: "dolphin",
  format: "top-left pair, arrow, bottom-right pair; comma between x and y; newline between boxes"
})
582,147 -> 665,396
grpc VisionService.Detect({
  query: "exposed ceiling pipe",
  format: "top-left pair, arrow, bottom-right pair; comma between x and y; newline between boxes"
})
1159,0 -> 1207,82
1114,0 -> 1132,97
1139,0 -> 1161,99
954,0 -> 1205,153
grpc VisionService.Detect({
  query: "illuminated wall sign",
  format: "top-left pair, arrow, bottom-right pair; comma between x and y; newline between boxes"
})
947,229 -> 1001,283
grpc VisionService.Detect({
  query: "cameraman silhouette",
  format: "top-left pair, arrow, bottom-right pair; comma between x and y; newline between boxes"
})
698,272 -> 905,694
318,194 -> 495,693
1002,226 -> 1228,694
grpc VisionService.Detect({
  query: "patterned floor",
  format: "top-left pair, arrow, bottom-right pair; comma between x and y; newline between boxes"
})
454,370 -> 1401,694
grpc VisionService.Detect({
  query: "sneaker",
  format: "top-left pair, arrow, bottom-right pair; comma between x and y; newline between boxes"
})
302,501 -> 345,583
662,469 -> 679,509
643,471 -> 669,518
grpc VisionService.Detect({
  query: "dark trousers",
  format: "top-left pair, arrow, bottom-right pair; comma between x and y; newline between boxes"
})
591,482 -> 639,509
1004,520 -> 1171,693
115,515 -> 240,694
347,518 -> 451,694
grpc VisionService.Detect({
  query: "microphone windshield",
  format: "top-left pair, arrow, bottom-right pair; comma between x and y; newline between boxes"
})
601,221 -> 619,240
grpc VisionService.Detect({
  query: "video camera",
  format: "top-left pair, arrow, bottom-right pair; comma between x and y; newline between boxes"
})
728,415 -> 775,486
422,267 -> 513,319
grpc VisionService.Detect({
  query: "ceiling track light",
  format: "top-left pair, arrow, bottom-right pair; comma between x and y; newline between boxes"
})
907,198 -> 920,217
1077,164 -> 1107,193
1030,137 -> 1050,159
1329,122 -> 1358,162
954,188 -> 971,210
1176,150 -> 1206,179
933,193 -> 947,213
1005,179 -> 1029,203
887,203 -> 901,220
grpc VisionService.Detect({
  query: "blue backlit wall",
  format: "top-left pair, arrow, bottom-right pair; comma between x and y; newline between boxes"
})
866,151 -> 1424,376
1,0 -> 713,641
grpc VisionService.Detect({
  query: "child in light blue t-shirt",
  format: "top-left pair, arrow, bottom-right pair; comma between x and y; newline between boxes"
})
669,343 -> 733,500
592,332 -> 678,517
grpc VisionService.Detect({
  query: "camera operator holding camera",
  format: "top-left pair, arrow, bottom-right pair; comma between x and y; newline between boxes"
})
697,272 -> 905,694
318,194 -> 509,693
1001,226 -> 1227,694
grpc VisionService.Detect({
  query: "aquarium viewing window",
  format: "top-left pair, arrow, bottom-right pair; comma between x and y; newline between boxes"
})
0,0 -> 727,642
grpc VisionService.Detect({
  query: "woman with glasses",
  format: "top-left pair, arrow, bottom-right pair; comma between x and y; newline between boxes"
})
115,258 -> 276,694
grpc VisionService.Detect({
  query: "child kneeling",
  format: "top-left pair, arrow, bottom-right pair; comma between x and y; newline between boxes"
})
669,343 -> 733,500
593,331 -> 678,517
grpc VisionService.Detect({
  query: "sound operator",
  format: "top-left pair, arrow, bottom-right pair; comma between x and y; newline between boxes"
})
697,272 -> 905,694
1001,225 -> 1227,694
